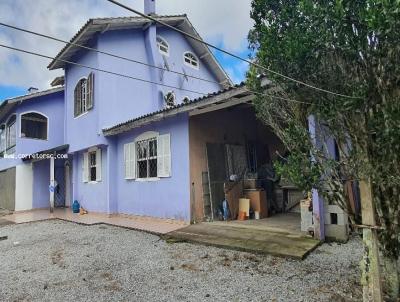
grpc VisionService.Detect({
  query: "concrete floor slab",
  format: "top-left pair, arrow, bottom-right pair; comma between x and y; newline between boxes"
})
2,208 -> 187,235
166,215 -> 319,259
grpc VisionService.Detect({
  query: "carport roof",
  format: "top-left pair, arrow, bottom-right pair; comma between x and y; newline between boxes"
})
102,80 -> 264,137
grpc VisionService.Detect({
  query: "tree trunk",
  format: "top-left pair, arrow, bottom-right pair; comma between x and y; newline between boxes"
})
382,254 -> 399,301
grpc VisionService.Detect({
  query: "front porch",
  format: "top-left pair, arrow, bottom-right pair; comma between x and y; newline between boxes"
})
1,208 -> 187,235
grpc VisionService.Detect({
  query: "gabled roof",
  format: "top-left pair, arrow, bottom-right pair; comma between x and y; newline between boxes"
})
48,15 -> 232,86
0,87 -> 64,122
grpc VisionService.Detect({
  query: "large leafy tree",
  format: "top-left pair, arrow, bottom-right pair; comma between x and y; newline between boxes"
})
247,0 -> 400,300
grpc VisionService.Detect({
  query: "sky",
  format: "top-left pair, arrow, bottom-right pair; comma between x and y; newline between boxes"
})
0,0 -> 254,102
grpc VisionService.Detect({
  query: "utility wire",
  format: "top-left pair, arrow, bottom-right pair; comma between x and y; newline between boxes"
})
106,0 -> 362,100
0,22 -> 221,86
0,43 -> 314,105
0,44 -> 208,95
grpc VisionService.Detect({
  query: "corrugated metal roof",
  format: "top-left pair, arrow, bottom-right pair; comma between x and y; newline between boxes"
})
103,81 -> 250,136
47,15 -> 231,86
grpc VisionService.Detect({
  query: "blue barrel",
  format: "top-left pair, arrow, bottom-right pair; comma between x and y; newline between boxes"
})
72,200 -> 80,213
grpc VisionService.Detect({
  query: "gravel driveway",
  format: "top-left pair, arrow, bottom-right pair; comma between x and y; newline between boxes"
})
0,220 -> 362,302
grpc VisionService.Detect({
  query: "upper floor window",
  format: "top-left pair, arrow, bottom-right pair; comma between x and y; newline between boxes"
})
6,115 -> 16,152
74,72 -> 94,117
156,36 -> 169,56
183,52 -> 199,69
0,124 -> 5,157
20,112 -> 48,140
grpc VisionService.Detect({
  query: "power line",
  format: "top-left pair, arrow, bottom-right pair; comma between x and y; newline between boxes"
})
0,22 -> 221,86
106,0 -> 362,100
0,44 -> 208,95
0,43 -> 313,106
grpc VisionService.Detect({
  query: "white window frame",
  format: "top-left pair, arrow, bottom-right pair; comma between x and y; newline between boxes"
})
19,111 -> 49,140
74,73 -> 94,118
183,51 -> 199,70
123,131 -> 171,181
0,124 -> 6,157
156,36 -> 169,56
82,147 -> 102,183
5,114 -> 16,154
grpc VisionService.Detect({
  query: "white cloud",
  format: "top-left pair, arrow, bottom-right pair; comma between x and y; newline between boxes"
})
0,0 -> 253,89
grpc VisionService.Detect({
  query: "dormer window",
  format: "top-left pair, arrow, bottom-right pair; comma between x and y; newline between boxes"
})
183,52 -> 199,69
156,36 -> 169,56
74,73 -> 94,117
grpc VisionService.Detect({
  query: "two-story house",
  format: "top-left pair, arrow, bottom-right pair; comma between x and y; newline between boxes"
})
0,0 -> 350,241
44,1 -> 230,221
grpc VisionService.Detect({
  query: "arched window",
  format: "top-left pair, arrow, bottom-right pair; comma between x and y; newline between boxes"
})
74,73 -> 94,117
6,115 -> 16,151
183,52 -> 199,69
156,36 -> 169,56
20,112 -> 48,140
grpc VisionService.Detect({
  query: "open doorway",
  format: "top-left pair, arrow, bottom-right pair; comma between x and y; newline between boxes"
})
189,103 -> 307,234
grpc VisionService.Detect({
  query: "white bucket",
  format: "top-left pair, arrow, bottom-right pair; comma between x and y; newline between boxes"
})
254,211 -> 260,220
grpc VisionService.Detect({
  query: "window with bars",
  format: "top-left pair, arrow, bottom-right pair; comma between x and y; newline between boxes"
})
136,137 -> 158,179
74,73 -> 94,117
156,36 -> 169,56
123,132 -> 171,180
183,52 -> 199,69
0,124 -> 5,157
82,148 -> 102,183
6,115 -> 16,153
89,151 -> 97,182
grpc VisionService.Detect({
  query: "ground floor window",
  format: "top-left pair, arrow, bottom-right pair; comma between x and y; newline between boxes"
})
136,137 -> 157,179
124,132 -> 171,180
82,148 -> 102,182
89,151 -> 97,181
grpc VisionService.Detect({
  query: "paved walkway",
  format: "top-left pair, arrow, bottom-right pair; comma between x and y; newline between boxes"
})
166,215 -> 320,259
1,208 -> 188,235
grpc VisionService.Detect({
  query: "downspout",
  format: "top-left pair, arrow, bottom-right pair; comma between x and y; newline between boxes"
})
143,0 -> 161,111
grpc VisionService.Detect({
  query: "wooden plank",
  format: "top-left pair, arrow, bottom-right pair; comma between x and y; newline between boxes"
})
359,180 -> 383,302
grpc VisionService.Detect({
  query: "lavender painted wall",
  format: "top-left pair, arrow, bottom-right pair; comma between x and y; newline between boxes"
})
64,44 -> 106,153
96,26 -> 221,130
72,146 -> 108,213
116,113 -> 190,221
16,91 -> 65,155
62,24 -> 221,220
0,90 -> 64,171
32,159 -> 50,208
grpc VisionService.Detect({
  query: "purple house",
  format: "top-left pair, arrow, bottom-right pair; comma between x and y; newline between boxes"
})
0,0 -> 350,241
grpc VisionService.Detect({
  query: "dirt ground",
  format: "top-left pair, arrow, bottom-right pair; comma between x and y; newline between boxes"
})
0,220 -> 362,302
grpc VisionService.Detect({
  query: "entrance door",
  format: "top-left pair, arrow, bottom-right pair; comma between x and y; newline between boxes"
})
54,165 -> 65,207
0,167 -> 16,211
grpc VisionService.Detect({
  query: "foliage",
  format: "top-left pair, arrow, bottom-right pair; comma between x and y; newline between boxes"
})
247,0 -> 400,264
